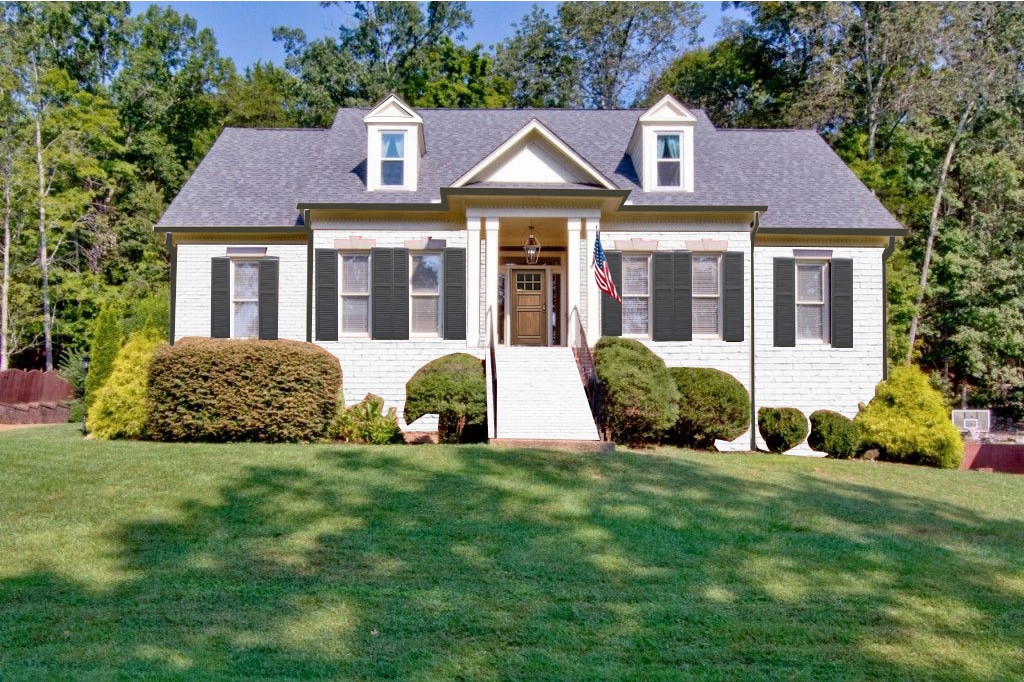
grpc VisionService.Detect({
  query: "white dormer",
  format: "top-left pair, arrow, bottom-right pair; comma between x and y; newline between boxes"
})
364,94 -> 424,192
628,94 -> 696,193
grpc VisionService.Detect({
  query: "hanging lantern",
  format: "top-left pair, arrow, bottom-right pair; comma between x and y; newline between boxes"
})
522,224 -> 542,265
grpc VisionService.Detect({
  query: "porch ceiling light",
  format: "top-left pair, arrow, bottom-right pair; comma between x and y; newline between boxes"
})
523,224 -> 542,265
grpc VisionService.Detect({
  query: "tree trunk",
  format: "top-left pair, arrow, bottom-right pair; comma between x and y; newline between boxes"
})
31,60 -> 53,371
905,104 -> 972,364
1,162 -> 12,371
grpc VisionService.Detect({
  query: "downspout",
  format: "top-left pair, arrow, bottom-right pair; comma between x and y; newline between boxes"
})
882,236 -> 895,380
749,211 -> 760,451
305,209 -> 313,343
165,232 -> 176,346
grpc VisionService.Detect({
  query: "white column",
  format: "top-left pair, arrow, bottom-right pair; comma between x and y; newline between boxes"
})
466,216 -> 481,347
485,217 -> 500,345
585,218 -> 600,342
566,217 -> 582,331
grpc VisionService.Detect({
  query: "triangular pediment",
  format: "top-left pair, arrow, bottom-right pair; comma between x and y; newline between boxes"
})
363,93 -> 423,123
639,94 -> 697,123
451,119 -> 615,189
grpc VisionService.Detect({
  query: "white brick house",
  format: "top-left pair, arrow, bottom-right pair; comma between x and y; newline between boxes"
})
157,94 -> 905,452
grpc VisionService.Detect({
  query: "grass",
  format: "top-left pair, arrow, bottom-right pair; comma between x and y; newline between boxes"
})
1,426 -> 1022,681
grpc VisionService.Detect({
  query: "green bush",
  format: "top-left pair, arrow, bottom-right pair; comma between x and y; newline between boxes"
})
668,367 -> 749,448
147,338 -> 342,443
758,407 -> 808,453
87,332 -> 165,440
121,284 -> 170,339
57,345 -> 87,397
85,304 -> 121,410
854,365 -> 963,469
404,353 -> 486,443
333,393 -> 403,444
594,337 -> 679,445
808,410 -> 861,459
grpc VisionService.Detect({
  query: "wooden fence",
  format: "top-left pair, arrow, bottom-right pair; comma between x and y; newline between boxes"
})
963,442 -> 1024,475
0,370 -> 75,424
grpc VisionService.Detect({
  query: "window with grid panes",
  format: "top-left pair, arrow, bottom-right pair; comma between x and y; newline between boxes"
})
232,260 -> 259,338
692,255 -> 720,336
340,253 -> 370,334
381,132 -> 405,186
410,253 -> 441,334
622,255 -> 650,335
797,262 -> 829,341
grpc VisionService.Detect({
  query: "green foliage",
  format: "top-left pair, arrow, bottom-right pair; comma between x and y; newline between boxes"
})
86,331 -> 164,440
56,345 -> 87,396
404,353 -> 486,444
332,393 -> 403,445
855,365 -> 963,469
758,407 -> 809,453
84,305 -> 121,409
147,338 -> 342,443
593,337 -> 679,445
808,410 -> 861,459
667,367 -> 750,449
120,283 -> 170,339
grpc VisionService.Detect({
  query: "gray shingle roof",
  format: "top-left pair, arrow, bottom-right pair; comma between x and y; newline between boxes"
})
157,107 -> 903,232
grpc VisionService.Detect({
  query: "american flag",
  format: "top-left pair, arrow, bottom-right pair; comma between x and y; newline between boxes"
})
593,232 -> 620,303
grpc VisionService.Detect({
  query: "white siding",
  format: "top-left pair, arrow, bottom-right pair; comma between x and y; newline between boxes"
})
174,241 -> 307,342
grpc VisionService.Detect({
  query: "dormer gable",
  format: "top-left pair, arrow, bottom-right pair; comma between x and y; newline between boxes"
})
628,94 -> 696,193
364,94 -> 423,191
451,119 -> 616,189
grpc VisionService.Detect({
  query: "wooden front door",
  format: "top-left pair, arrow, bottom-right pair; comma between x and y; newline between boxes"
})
511,269 -> 547,345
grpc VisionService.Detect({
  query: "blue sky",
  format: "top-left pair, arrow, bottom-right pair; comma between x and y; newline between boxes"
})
128,2 -> 744,70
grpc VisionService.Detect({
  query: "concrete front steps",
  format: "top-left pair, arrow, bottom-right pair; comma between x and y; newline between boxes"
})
490,346 -> 605,447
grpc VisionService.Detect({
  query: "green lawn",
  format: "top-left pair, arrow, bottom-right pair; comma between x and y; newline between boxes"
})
1,426 -> 1022,681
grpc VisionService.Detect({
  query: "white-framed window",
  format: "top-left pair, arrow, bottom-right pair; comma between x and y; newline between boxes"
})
410,252 -> 441,335
797,261 -> 830,342
622,254 -> 650,336
340,253 -> 370,335
232,260 -> 259,339
381,131 -> 405,186
692,254 -> 721,337
656,133 -> 681,188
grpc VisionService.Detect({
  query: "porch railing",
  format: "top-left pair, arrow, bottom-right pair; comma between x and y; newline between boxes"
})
569,307 -> 604,439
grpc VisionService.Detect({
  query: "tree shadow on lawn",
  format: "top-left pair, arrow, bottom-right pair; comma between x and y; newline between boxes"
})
1,446 -> 1022,680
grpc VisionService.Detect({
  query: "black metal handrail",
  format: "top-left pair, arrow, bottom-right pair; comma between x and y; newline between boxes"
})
569,307 -> 604,439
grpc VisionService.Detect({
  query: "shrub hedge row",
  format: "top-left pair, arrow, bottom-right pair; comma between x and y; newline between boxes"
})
594,338 -> 679,445
147,337 -> 342,443
668,367 -> 749,449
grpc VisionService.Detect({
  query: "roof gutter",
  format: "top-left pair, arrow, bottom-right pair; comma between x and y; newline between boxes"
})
882,235 -> 896,380
756,226 -> 908,237
749,211 -> 760,451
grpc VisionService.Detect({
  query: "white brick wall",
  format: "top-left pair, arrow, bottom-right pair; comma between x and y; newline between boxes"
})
753,244 -> 885,453
175,241 -> 307,341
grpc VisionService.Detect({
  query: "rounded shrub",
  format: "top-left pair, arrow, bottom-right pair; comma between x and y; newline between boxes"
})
854,365 -> 963,469
593,337 -> 679,445
758,407 -> 808,453
87,331 -> 165,440
808,410 -> 860,459
147,338 -> 342,443
404,353 -> 486,443
668,367 -> 749,448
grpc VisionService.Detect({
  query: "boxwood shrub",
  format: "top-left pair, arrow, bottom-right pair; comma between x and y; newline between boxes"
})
808,410 -> 861,458
668,367 -> 749,449
757,407 -> 808,453
593,337 -> 679,445
854,365 -> 963,469
404,353 -> 486,443
147,338 -> 342,443
87,331 -> 165,440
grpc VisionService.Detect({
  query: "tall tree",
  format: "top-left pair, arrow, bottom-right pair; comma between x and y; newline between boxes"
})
494,5 -> 580,108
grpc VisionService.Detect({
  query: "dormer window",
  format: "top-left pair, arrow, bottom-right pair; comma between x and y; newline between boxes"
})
381,132 -> 405,186
656,134 -> 681,188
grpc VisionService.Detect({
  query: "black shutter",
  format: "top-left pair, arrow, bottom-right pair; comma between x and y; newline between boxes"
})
371,248 -> 393,340
258,258 -> 279,340
774,257 -> 796,347
211,257 -> 230,338
392,248 -> 410,340
674,250 -> 692,341
601,251 -> 622,337
315,249 -> 338,341
443,248 -> 466,340
652,252 -> 674,341
652,251 -> 691,341
722,251 -> 744,342
831,258 -> 853,348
